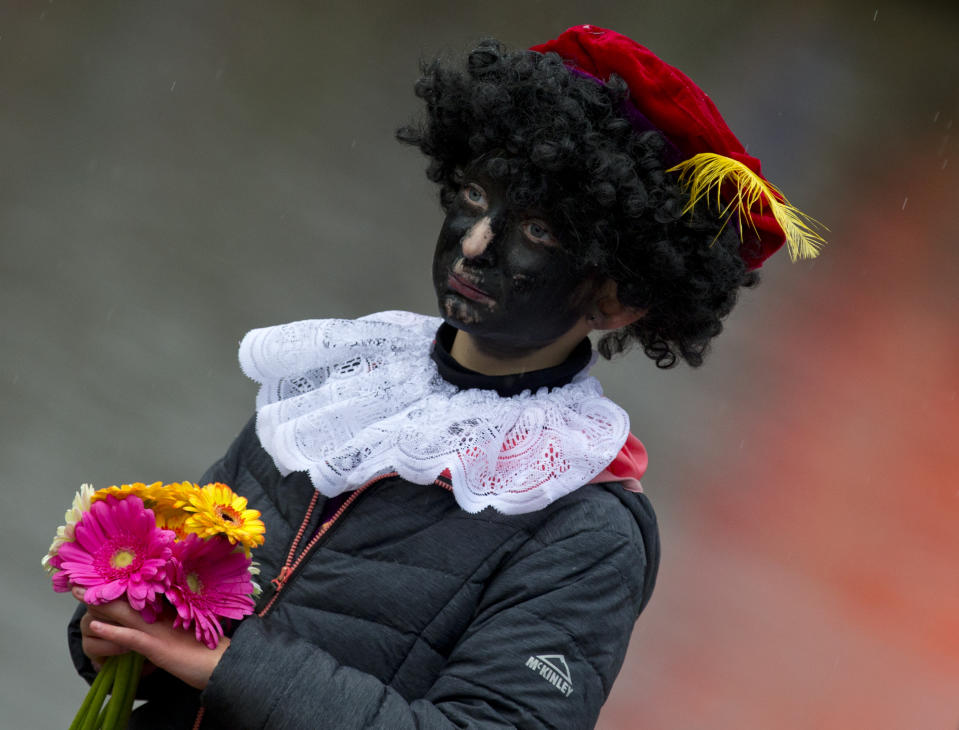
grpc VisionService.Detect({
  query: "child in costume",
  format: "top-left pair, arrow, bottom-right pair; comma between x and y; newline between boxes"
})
68,25 -> 821,729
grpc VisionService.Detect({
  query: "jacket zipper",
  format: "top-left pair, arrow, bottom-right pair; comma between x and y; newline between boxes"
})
193,473 -> 452,729
258,471 -> 403,617
263,475 -> 452,613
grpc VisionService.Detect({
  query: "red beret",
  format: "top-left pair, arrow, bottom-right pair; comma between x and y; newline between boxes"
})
532,25 -> 824,269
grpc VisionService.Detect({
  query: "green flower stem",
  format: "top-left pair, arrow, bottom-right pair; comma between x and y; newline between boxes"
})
101,652 -> 144,729
68,661 -> 109,730
116,652 -> 145,729
101,652 -> 132,729
93,700 -> 110,729
77,657 -> 118,730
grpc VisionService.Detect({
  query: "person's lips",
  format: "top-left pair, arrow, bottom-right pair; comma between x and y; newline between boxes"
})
448,271 -> 495,306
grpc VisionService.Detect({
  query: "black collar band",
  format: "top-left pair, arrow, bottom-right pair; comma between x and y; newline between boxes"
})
430,322 -> 592,397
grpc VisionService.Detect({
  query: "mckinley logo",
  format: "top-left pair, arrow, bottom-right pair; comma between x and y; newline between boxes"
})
525,654 -> 573,697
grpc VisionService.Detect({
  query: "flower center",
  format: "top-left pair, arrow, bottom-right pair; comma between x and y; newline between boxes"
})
186,572 -> 203,594
94,535 -> 145,580
111,549 -> 136,569
216,504 -> 241,525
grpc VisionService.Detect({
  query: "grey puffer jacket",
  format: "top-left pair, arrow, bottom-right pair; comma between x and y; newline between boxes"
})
70,416 -> 659,729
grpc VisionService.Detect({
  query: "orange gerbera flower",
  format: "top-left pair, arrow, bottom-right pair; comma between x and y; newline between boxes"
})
148,481 -> 195,526
91,481 -> 157,504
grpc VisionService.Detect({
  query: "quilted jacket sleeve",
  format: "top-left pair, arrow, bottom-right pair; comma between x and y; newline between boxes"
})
202,494 -> 656,729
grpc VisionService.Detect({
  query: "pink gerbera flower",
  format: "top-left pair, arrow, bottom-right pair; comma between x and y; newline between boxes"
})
51,495 -> 174,621
166,533 -> 256,649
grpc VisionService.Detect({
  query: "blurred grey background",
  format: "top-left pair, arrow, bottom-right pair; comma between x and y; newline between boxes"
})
3,1 -> 957,728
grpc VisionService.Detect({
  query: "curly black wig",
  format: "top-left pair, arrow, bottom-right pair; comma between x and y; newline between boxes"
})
397,39 -> 759,368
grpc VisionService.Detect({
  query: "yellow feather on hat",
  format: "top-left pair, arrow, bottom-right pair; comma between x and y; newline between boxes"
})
668,153 -> 827,262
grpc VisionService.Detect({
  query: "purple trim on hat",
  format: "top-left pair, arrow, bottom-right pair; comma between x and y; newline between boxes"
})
567,66 -> 682,166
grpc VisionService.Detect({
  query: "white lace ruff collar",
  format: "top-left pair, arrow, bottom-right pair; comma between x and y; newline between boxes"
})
239,311 -> 630,515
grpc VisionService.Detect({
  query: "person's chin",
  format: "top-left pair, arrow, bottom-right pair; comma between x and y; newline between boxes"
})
440,291 -> 502,329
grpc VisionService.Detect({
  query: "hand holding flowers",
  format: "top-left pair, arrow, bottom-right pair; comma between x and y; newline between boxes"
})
74,586 -> 230,690
43,481 -> 265,729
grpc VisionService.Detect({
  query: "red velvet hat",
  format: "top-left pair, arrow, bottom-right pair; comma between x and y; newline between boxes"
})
531,25 -> 825,270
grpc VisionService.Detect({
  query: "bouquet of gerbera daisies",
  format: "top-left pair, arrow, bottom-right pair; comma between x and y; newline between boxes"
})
43,481 -> 265,730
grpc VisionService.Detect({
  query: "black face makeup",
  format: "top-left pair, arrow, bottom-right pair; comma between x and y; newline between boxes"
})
432,172 -> 592,357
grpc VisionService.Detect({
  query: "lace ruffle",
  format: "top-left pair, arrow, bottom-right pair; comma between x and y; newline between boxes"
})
239,311 -> 631,515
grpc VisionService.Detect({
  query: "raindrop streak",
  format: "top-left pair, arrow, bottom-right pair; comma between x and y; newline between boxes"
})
873,9 -> 878,21
937,135 -> 951,156
170,80 -> 177,92
933,111 -> 940,123
943,159 -> 949,170
902,197 -> 908,210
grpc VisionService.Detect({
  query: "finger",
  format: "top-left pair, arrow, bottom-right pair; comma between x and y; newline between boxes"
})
73,585 -> 119,616
81,609 -> 121,637
82,635 -> 128,661
88,620 -> 160,658
72,584 -> 150,619
82,632 -> 125,654
80,611 -> 128,665
80,628 -> 125,670
86,599 -> 154,630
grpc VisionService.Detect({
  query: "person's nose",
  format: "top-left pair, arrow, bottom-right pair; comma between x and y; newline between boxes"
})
461,216 -> 494,259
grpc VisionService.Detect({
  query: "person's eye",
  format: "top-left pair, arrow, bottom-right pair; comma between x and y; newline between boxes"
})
461,183 -> 488,210
522,220 -> 558,246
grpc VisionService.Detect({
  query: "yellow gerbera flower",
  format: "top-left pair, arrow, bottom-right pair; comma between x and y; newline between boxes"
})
181,483 -> 265,551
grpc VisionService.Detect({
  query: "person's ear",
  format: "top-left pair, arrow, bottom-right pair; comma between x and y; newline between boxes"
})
587,279 -> 645,331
